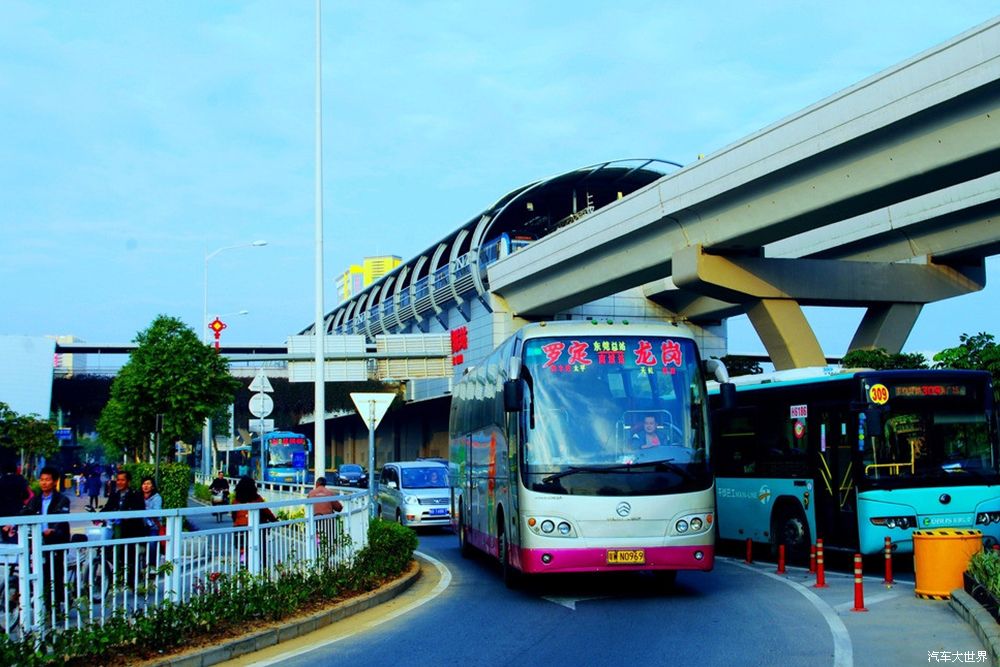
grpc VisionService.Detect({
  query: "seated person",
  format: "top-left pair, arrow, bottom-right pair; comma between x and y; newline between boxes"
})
633,415 -> 662,449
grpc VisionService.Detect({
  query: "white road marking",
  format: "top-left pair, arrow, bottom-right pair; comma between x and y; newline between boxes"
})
243,550 -> 451,666
541,595 -> 609,610
730,559 -> 853,667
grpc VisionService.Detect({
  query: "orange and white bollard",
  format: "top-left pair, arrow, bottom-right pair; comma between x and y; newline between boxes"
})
776,544 -> 786,574
852,553 -> 868,612
883,537 -> 894,586
814,538 -> 828,588
809,544 -> 817,573
745,538 -> 753,564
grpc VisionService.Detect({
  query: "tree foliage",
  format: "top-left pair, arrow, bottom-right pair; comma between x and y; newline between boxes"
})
716,355 -> 763,377
0,401 -> 60,473
841,348 -> 929,370
98,315 -> 241,462
933,332 -> 1000,387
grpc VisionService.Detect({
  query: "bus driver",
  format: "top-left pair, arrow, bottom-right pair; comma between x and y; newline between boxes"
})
635,415 -> 661,449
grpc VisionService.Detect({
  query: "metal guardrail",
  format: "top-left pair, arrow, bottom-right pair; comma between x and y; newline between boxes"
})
0,489 -> 368,640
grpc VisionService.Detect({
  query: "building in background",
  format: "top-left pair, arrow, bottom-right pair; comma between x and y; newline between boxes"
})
50,335 -> 87,378
335,255 -> 402,303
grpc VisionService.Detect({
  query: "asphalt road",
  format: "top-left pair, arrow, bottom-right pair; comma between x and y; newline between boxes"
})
220,529 -> 987,667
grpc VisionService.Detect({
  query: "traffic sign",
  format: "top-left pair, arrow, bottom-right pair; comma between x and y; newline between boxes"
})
349,392 -> 395,430
55,428 -> 72,441
249,370 -> 274,393
249,418 -> 274,433
248,393 -> 274,418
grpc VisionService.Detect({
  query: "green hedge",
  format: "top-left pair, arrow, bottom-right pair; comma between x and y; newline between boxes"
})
968,550 -> 1000,599
121,462 -> 192,509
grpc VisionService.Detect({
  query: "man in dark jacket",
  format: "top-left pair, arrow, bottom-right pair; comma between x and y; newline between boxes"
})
100,470 -> 145,584
22,466 -> 71,606
0,463 -> 31,543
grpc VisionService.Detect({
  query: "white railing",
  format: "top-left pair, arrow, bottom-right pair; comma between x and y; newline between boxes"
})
0,490 -> 368,640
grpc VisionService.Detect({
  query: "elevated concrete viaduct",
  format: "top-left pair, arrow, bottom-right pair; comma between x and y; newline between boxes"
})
487,18 -> 1000,368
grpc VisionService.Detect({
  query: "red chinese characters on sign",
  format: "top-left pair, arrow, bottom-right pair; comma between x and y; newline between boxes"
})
634,340 -> 656,367
567,341 -> 592,366
450,326 -> 469,366
661,340 -> 682,367
541,342 -> 566,369
594,340 -> 626,365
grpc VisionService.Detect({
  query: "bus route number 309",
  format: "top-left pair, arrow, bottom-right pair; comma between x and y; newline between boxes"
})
607,549 -> 645,565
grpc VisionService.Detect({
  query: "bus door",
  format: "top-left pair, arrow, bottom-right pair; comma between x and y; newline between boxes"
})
812,405 -> 858,548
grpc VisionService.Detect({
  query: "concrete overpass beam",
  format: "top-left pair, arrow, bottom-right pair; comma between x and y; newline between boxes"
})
849,303 -> 923,354
745,299 -> 827,370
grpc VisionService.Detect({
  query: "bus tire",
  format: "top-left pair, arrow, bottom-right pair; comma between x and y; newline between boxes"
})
498,523 -> 519,589
458,505 -> 473,558
772,503 -> 810,561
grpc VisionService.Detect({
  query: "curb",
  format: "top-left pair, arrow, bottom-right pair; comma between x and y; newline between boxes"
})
950,588 -> 1000,667
150,560 -> 422,667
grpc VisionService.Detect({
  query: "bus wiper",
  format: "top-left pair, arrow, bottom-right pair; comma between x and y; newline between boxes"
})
541,459 -> 693,484
542,466 -> 617,484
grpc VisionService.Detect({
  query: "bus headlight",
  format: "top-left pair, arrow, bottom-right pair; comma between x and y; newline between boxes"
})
672,513 -> 712,535
870,516 -> 916,529
977,512 -> 1000,525
527,516 -> 575,537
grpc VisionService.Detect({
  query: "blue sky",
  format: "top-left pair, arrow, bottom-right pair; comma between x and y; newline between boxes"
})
1,1 -> 997,358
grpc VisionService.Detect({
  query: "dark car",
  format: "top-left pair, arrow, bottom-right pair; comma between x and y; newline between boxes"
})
335,463 -> 368,488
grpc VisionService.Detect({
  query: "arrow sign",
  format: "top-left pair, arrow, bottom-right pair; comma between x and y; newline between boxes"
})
249,370 -> 274,393
349,392 -> 395,430
249,392 -> 274,418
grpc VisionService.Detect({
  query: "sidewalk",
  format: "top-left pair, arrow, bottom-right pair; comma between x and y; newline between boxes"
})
729,557 -> 991,666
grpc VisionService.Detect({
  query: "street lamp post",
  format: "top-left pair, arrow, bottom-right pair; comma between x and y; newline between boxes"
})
202,242 -> 267,477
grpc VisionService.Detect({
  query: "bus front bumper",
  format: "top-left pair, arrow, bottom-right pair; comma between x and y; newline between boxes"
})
516,544 -> 714,574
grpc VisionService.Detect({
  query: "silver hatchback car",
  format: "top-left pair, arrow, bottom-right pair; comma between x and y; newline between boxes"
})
376,461 -> 450,527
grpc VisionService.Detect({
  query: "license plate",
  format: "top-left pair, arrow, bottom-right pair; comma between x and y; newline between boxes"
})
429,508 -> 448,516
607,549 -> 645,565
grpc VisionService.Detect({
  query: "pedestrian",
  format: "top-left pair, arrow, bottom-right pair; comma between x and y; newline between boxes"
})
0,463 -> 31,543
21,466 -> 71,608
209,471 -> 230,522
306,477 -> 343,516
86,470 -> 102,511
73,471 -> 84,497
99,470 -> 145,584
141,476 -> 164,564
232,476 -> 277,569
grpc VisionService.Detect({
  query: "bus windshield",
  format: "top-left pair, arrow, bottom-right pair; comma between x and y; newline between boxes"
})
268,445 -> 300,467
520,335 -> 710,495
863,408 -> 999,485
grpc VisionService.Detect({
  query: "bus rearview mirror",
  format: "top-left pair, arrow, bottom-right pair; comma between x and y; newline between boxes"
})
719,383 -> 737,411
503,379 -> 524,412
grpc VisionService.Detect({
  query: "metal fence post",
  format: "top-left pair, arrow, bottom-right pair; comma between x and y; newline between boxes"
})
305,504 -> 317,564
248,510 -> 261,577
167,514 -> 183,602
28,524 -> 43,638
16,526 -> 31,635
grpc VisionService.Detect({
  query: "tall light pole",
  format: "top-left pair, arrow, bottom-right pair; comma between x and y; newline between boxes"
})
314,0 -> 328,483
202,241 -> 267,477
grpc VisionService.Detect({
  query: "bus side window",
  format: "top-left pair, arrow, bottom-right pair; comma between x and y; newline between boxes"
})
716,410 -> 757,476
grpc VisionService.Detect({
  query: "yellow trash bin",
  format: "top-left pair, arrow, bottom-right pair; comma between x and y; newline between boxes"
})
912,528 -> 983,599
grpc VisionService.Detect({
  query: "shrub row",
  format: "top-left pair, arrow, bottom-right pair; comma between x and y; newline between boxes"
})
0,518 -> 416,666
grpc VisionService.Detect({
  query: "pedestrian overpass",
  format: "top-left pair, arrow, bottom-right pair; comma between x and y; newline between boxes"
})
316,17 -> 1000,370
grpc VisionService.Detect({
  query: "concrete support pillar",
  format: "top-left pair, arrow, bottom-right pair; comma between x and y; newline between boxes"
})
745,299 -> 827,370
848,303 -> 923,354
